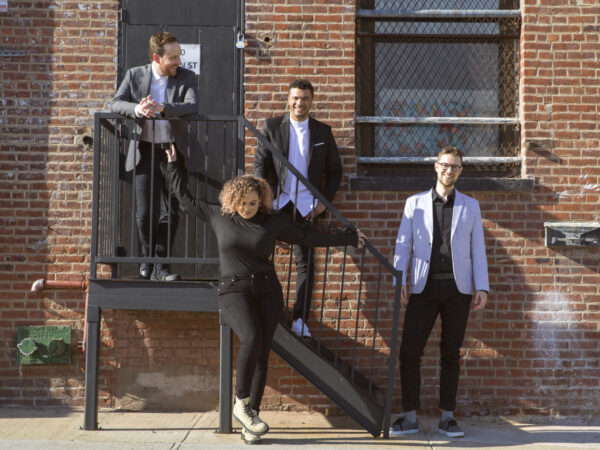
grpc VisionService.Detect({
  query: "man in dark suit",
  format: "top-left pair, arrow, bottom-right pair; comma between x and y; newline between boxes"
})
110,31 -> 199,281
254,79 -> 343,337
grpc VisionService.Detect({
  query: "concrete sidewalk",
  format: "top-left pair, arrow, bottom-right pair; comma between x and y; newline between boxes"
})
0,407 -> 599,449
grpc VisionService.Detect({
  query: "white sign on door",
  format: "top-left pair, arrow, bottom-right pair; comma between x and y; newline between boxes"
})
179,44 -> 201,75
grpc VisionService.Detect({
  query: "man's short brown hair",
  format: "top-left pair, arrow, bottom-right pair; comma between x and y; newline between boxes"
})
148,31 -> 179,61
288,79 -> 314,97
438,145 -> 463,163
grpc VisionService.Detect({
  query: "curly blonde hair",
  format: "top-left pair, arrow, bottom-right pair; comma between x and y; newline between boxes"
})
219,174 -> 274,216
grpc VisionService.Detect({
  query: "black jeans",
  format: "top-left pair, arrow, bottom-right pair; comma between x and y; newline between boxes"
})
279,202 -> 315,322
399,279 -> 472,412
134,142 -> 180,259
217,271 -> 284,412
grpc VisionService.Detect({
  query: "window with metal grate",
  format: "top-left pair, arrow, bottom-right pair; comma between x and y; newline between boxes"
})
356,1 -> 521,179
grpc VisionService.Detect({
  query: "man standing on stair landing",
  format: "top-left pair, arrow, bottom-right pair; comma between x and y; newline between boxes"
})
391,146 -> 489,438
253,79 -> 343,338
109,31 -> 199,282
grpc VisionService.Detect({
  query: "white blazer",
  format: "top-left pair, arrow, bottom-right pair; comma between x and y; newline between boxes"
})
394,188 -> 489,295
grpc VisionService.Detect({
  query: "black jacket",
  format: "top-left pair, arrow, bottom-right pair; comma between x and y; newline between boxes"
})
109,64 -> 200,171
253,113 -> 342,203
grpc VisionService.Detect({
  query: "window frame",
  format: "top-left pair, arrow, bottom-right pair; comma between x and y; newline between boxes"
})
355,5 -> 522,175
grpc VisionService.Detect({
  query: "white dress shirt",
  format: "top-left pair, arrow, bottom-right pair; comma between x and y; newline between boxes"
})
136,64 -> 172,143
275,118 -> 317,216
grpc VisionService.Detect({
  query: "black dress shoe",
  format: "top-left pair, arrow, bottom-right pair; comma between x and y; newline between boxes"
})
151,264 -> 180,281
139,263 -> 153,280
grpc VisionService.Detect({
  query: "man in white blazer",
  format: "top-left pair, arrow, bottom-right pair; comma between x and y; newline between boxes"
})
109,31 -> 199,281
391,146 -> 489,438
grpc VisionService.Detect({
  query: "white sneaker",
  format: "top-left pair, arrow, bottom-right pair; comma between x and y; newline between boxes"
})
291,318 -> 311,337
233,396 -> 269,436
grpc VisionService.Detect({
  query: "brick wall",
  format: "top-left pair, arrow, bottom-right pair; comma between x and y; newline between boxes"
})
509,0 -> 600,417
245,0 -> 600,418
0,0 -> 118,407
0,1 -> 224,411
1,0 -> 598,419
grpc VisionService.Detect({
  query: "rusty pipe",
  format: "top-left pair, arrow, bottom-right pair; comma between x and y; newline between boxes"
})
30,279 -> 87,292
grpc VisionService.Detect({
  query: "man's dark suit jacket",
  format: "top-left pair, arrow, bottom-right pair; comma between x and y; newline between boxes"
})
109,64 -> 200,171
253,113 -> 342,205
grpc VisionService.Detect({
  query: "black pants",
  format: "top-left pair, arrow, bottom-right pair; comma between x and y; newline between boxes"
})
134,142 -> 179,259
399,279 -> 472,412
217,271 -> 284,412
279,202 -> 315,322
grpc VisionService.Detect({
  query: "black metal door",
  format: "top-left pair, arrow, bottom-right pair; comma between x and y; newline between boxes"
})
117,0 -> 243,279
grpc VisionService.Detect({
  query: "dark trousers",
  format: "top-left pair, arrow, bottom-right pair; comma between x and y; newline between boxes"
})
399,279 -> 472,412
134,142 -> 179,259
279,202 -> 315,322
217,272 -> 284,412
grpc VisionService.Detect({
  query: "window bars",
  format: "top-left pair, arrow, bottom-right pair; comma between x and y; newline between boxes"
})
356,1 -> 521,168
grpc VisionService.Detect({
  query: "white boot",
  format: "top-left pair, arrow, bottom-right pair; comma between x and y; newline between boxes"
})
241,428 -> 263,445
233,396 -> 269,436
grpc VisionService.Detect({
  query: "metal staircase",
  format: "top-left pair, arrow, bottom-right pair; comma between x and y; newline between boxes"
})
272,324 -> 384,436
85,113 -> 402,438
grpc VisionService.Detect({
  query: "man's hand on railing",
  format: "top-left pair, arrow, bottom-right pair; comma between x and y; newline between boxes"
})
135,95 -> 162,118
165,144 -> 177,163
357,229 -> 366,248
304,202 -> 326,221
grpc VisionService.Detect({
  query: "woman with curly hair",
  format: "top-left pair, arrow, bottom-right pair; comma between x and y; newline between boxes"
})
165,145 -> 364,444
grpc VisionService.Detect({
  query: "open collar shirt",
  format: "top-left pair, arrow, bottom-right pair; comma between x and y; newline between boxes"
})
430,187 -> 455,275
275,117 -> 316,216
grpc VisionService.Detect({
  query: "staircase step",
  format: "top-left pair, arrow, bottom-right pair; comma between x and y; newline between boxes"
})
306,338 -> 385,407
271,324 -> 384,437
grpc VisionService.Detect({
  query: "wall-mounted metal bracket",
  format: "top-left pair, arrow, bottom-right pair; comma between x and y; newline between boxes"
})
235,31 -> 246,49
544,222 -> 600,247
0,50 -> 26,57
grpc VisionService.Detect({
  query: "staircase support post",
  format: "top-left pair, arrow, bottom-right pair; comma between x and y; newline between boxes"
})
382,280 -> 403,438
83,305 -> 101,430
218,311 -> 233,433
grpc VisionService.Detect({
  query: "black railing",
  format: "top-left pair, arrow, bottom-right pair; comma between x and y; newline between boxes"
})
90,112 -> 403,437
91,112 -> 243,279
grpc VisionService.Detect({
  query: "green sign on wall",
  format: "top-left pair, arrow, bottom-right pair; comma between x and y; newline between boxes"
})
16,326 -> 71,365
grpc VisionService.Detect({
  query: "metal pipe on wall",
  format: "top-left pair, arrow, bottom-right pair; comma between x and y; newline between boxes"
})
30,279 -> 90,351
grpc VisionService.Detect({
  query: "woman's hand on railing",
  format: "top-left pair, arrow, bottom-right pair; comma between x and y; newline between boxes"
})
165,144 -> 177,163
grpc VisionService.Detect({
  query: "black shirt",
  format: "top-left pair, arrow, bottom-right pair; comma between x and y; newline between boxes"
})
167,162 -> 358,277
430,188 -> 454,275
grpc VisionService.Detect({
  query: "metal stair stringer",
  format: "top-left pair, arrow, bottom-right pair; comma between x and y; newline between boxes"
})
271,323 -> 384,437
